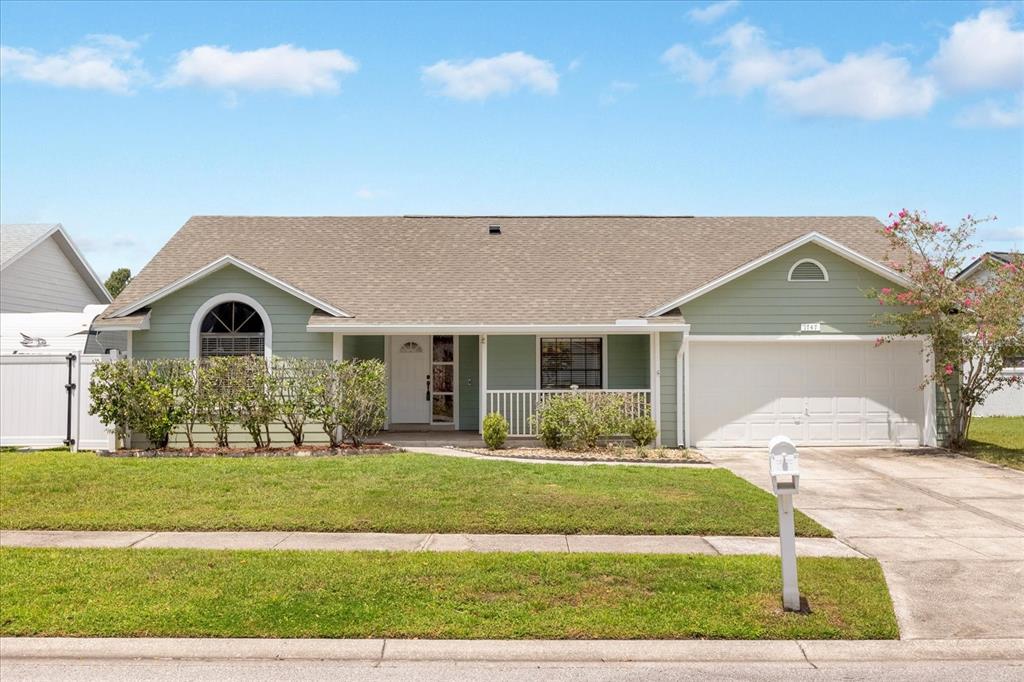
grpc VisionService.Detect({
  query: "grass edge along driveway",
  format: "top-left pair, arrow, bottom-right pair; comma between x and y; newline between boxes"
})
0,547 -> 897,640
964,416 -> 1024,471
0,451 -> 830,537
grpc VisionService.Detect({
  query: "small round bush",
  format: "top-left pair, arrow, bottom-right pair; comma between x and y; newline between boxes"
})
482,412 -> 509,450
628,415 -> 657,447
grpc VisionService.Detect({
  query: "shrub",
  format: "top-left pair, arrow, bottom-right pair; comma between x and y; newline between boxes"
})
234,356 -> 276,448
534,392 -> 627,451
272,357 -> 319,446
134,359 -> 193,449
337,359 -> 388,447
197,357 -> 244,448
89,358 -> 140,449
482,412 -> 509,449
628,414 -> 657,447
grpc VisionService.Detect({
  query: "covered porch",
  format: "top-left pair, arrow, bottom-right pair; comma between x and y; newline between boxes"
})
325,325 -> 689,447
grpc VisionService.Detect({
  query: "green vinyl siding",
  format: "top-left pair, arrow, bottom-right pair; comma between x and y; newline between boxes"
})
487,335 -> 536,390
459,335 -> 480,430
343,335 -> 385,362
607,334 -> 650,389
131,264 -> 331,360
680,243 -> 903,335
659,332 -> 683,447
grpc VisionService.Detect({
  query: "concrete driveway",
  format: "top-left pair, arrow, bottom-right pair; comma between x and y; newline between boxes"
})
701,447 -> 1023,640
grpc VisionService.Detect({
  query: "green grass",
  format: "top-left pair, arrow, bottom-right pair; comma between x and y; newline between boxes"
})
0,451 -> 829,537
0,547 -> 897,640
964,416 -> 1024,470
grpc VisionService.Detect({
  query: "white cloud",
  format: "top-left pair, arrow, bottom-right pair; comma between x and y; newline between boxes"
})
567,58 -> 583,72
687,1 -> 740,24
663,21 -> 938,119
930,7 -> 1024,93
0,34 -> 146,93
354,187 -> 387,200
772,51 -> 937,119
599,80 -> 638,105
713,21 -> 825,94
165,44 -> 357,94
661,44 -> 716,85
955,97 -> 1024,128
421,51 -> 558,100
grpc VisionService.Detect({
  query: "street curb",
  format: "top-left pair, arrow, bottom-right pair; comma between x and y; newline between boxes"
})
2,637 -> 1022,664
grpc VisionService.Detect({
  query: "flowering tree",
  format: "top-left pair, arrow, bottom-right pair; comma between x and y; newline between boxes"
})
870,210 -> 1023,448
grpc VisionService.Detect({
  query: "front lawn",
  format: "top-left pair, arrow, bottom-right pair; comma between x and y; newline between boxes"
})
0,547 -> 897,640
964,416 -> 1024,470
0,451 -> 829,536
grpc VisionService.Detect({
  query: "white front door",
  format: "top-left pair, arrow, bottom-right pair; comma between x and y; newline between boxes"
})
689,340 -> 926,447
390,335 -> 431,423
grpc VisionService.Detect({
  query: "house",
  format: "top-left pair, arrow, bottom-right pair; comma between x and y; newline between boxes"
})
954,251 -> 1023,417
0,224 -> 112,313
94,215 -> 942,448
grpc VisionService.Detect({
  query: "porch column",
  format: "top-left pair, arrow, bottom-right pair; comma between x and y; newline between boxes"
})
478,334 -> 487,433
651,332 -> 661,447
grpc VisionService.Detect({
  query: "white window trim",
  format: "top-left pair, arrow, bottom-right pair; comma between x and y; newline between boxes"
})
189,293 -> 273,361
787,258 -> 829,282
535,335 -> 608,390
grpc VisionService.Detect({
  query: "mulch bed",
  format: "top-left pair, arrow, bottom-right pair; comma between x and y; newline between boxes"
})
101,443 -> 400,458
466,446 -> 709,464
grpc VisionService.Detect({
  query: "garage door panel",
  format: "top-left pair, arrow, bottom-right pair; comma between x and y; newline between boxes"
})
691,341 -> 925,447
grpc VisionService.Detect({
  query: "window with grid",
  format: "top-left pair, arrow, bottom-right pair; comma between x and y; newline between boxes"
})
199,301 -> 265,357
540,337 -> 603,389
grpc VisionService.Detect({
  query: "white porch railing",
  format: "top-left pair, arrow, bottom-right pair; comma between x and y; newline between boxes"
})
485,389 -> 652,437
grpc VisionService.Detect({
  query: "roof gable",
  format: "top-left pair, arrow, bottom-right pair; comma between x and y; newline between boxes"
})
645,232 -> 912,316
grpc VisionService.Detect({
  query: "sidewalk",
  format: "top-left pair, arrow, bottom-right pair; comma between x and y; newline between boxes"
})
0,529 -> 863,557
2,636 -> 1022,664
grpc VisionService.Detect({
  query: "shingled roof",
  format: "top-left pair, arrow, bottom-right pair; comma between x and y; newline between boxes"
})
102,215 -> 897,325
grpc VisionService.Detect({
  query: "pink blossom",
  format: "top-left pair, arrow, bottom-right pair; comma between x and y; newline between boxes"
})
944,363 -> 954,376
874,337 -> 885,347
881,287 -> 892,295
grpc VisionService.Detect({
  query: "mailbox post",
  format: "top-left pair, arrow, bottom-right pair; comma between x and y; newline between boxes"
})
768,435 -> 801,612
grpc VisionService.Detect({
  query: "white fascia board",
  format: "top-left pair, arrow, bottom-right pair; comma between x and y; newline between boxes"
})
113,255 -> 351,318
306,322 -> 692,334
687,334 -> 925,342
644,232 -> 914,317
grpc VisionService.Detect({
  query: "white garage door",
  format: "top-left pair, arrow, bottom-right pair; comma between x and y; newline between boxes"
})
690,340 -> 926,447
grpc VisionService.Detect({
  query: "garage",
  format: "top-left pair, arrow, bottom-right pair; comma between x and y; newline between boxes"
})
689,339 -> 929,447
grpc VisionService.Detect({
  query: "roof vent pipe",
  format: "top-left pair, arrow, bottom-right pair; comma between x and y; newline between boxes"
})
488,224 -> 501,235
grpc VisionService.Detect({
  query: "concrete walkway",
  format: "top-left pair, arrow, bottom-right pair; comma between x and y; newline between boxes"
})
702,447 -> 1024,640
0,529 -> 863,557
407,445 -> 711,467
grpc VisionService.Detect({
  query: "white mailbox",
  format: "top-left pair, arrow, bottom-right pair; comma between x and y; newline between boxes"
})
768,435 -> 802,612
768,435 -> 800,495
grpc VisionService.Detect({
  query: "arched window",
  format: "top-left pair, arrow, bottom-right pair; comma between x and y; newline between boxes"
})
198,300 -> 265,357
788,259 -> 829,282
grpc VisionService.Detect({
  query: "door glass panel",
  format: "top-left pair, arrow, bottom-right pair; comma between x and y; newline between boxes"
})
432,336 -> 454,362
433,364 -> 454,393
432,394 -> 454,423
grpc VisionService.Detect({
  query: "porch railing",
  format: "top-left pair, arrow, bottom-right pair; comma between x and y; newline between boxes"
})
485,389 -> 652,437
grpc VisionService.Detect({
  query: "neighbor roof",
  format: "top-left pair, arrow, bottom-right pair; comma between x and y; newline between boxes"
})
102,215 -> 899,325
1,223 -> 61,268
955,251 -> 1020,281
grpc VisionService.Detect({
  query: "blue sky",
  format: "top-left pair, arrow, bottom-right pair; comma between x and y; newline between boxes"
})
1,0 -> 1022,279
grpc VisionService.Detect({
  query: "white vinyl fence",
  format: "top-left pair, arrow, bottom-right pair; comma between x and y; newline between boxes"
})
0,353 -> 113,451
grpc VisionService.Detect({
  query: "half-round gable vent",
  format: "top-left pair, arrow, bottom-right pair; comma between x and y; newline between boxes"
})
788,259 -> 828,282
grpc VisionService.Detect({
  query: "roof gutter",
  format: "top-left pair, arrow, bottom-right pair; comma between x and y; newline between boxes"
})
306,321 -> 692,334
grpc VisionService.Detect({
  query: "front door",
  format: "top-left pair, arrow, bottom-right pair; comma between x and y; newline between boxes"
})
390,335 -> 431,423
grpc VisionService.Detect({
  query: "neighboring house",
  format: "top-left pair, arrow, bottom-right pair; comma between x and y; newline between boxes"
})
0,223 -> 112,313
954,251 -> 1023,417
94,215 -> 941,448
0,224 -> 123,354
